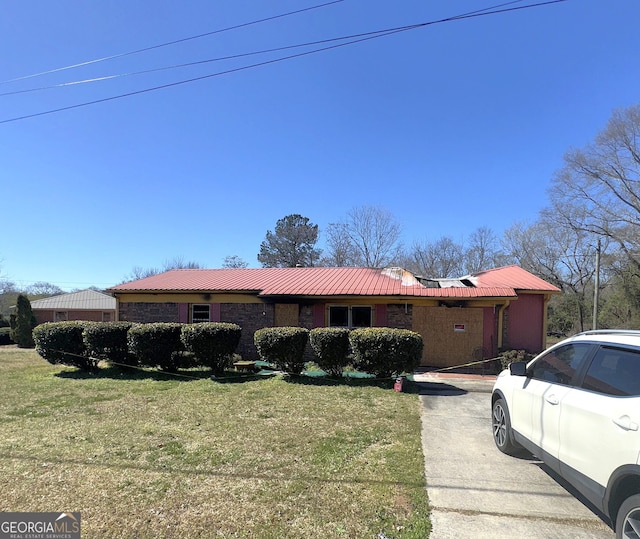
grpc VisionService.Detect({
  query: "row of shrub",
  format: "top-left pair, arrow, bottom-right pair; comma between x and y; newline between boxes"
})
33,321 -> 241,375
32,322 -> 424,378
256,326 -> 423,377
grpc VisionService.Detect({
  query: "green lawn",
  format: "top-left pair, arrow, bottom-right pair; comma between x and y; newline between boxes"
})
0,347 -> 430,538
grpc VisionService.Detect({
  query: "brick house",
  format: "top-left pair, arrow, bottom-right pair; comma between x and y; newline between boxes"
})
31,289 -> 116,324
107,266 -> 560,367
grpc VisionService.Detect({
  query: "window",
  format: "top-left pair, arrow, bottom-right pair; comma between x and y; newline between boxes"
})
191,304 -> 210,323
328,306 -> 372,328
102,312 -> 112,322
582,347 -> 640,396
530,343 -> 592,386
54,311 -> 68,322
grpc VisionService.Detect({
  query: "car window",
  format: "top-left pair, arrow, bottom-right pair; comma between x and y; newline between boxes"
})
529,343 -> 593,386
582,346 -> 640,396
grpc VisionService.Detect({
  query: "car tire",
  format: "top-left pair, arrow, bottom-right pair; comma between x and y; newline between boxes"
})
492,398 -> 521,456
616,493 -> 640,539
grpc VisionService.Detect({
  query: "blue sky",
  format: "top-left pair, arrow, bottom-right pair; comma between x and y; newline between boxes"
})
2,0 -> 639,290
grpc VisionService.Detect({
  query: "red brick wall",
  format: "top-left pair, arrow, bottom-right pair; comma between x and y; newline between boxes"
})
220,303 -> 275,359
118,303 -> 180,323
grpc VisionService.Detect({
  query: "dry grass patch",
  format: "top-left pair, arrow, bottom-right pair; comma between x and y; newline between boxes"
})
0,347 -> 430,538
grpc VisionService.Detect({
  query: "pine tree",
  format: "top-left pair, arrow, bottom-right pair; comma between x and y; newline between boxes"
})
10,294 -> 36,348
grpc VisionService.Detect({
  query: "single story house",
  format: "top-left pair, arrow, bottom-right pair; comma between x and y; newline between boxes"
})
31,289 -> 117,325
107,265 -> 560,368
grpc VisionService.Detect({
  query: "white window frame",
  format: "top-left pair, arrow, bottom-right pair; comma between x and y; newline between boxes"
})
54,311 -> 68,322
328,305 -> 372,329
191,304 -> 211,323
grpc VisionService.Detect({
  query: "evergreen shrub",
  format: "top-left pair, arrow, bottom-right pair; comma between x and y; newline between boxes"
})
127,323 -> 183,371
181,322 -> 241,375
83,322 -> 134,366
0,327 -> 13,345
349,327 -> 423,378
33,321 -> 94,370
254,326 -> 309,374
10,294 -> 36,348
309,327 -> 350,377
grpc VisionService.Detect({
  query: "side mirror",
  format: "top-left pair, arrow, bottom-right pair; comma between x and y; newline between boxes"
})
509,362 -> 527,376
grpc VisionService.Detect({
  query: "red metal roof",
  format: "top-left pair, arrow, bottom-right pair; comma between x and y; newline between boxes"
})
472,265 -> 561,292
109,267 -> 527,299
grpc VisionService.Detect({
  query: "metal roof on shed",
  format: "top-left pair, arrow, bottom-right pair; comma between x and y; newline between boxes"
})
108,267 -> 526,299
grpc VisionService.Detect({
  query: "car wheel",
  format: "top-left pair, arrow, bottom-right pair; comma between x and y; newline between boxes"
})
616,493 -> 640,539
492,398 -> 521,455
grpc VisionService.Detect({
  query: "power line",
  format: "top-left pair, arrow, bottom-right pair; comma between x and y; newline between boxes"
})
0,0 -> 344,85
1,0 -> 529,98
0,0 -> 569,125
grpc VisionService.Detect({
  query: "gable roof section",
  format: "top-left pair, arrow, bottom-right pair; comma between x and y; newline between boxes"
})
109,267 -> 521,299
471,265 -> 561,293
31,289 -> 116,311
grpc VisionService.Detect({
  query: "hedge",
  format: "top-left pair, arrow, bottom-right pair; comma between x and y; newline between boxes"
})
33,321 -> 95,371
349,327 -> 423,378
181,323 -> 241,375
0,327 -> 14,345
83,322 -> 134,366
127,323 -> 183,371
254,326 -> 309,374
309,327 -> 351,377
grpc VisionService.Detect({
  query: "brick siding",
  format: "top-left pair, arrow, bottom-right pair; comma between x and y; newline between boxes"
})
119,302 -> 180,323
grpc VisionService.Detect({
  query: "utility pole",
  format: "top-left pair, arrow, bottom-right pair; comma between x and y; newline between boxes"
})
593,239 -> 601,330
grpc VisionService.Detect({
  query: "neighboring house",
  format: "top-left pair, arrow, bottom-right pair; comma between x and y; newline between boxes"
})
107,266 -> 560,368
31,289 -> 117,325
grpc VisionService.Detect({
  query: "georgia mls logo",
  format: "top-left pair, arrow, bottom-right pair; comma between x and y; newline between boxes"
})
0,512 -> 81,539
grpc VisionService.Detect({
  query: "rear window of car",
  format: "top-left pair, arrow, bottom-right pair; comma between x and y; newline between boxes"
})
581,346 -> 640,396
529,343 -> 593,385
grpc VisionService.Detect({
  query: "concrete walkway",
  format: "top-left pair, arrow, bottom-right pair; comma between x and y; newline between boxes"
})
415,373 -> 614,538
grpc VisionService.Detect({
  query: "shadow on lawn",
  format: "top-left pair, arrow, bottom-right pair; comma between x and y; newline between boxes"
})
54,365 -> 419,392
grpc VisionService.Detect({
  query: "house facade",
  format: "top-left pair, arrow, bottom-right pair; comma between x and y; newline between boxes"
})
31,289 -> 117,325
107,266 -> 560,368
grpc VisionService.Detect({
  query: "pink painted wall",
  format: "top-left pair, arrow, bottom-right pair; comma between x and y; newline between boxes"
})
483,307 -> 497,357
507,294 -> 545,353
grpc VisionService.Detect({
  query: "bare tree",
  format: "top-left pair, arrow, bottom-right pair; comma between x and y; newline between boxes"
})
122,257 -> 203,284
340,206 -> 402,268
162,257 -> 202,271
26,281 -> 64,296
548,103 -> 640,268
405,236 -> 464,278
463,226 -> 504,273
502,219 -> 600,331
222,255 -> 249,269
320,223 -> 363,267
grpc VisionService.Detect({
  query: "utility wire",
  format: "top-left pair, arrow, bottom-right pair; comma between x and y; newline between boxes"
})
0,0 -> 529,98
0,0 -> 528,97
0,0 -> 569,125
0,0 -> 344,85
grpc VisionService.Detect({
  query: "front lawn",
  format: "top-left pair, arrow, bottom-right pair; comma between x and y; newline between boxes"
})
0,347 -> 430,538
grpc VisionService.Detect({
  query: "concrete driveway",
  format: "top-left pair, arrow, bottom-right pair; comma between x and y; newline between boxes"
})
416,374 -> 614,538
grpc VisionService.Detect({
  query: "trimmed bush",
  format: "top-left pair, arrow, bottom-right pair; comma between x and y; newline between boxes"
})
33,321 -> 95,371
349,327 -> 423,378
181,323 -> 241,375
0,327 -> 13,345
254,326 -> 309,374
83,322 -> 133,366
127,323 -> 183,371
10,294 -> 36,348
309,327 -> 351,377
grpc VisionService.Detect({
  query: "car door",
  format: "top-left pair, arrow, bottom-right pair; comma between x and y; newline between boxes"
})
558,346 -> 640,504
509,343 -> 593,470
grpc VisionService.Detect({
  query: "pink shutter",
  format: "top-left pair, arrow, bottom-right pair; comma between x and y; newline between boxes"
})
178,303 -> 189,323
313,304 -> 325,327
375,304 -> 387,327
210,303 -> 221,322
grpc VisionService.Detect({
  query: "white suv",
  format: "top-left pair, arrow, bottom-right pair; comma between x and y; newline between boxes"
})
492,330 -> 640,538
